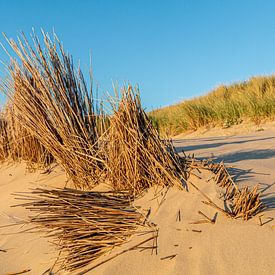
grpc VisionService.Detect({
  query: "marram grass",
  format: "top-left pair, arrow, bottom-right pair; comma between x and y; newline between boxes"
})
150,76 -> 275,136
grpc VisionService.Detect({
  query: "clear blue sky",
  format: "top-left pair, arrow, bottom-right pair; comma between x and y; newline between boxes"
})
1,0 -> 275,110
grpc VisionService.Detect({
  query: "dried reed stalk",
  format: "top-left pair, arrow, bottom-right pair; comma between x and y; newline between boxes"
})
14,187 -> 147,272
0,110 -> 9,162
0,104 -> 53,170
106,87 -> 188,195
1,31 -> 190,194
231,185 -> 262,220
1,31 -> 108,188
186,156 -> 263,220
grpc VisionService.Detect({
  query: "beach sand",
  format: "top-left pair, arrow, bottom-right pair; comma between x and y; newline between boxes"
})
1,129 -> 275,275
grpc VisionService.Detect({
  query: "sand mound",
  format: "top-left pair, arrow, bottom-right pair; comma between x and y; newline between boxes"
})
1,159 -> 274,275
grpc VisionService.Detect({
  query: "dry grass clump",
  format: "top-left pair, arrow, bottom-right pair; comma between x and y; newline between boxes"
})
212,162 -> 262,219
14,187 -> 146,272
212,161 -> 239,200
186,156 -> 263,220
1,31 -> 188,194
0,104 -> 53,170
231,185 -> 262,220
106,86 -> 188,195
2,32 -> 108,188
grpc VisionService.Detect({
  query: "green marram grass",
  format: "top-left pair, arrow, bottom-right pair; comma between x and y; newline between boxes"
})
150,75 -> 275,136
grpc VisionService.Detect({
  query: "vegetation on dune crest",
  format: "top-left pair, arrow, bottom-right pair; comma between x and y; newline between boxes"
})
150,76 -> 275,136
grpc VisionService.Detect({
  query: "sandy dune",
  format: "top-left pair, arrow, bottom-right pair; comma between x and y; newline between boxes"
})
1,129 -> 275,274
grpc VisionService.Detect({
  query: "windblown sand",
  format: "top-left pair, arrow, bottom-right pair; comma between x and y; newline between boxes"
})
1,129 -> 275,275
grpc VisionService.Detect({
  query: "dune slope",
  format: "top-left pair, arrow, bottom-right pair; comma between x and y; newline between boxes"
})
0,129 -> 275,275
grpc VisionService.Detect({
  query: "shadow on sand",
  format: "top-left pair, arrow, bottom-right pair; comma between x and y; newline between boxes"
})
215,149 -> 275,163
259,182 -> 275,213
174,137 -> 275,214
174,136 -> 275,152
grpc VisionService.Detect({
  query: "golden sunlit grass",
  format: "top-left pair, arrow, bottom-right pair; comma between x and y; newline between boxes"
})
1,32 -> 108,188
0,104 -> 53,170
150,76 -> 275,135
106,87 -> 188,196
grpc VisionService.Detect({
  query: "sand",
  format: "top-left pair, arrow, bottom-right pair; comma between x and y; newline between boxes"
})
174,120 -> 275,139
1,129 -> 275,274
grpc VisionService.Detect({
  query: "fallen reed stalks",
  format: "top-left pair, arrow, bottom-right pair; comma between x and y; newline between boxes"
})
186,156 -> 263,220
14,187 -> 149,272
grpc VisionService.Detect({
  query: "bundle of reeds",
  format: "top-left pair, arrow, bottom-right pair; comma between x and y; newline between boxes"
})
4,104 -> 53,170
0,104 -> 52,169
212,161 -> 239,200
231,185 -> 262,220
211,162 -> 263,219
1,31 -> 190,193
106,86 -> 188,195
185,156 -> 263,220
1,32 -> 108,188
14,187 -> 147,272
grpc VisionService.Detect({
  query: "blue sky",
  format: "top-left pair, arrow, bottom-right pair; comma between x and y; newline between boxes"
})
1,0 -> 275,110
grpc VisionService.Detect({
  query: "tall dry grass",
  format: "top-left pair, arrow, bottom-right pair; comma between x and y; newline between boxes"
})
0,104 -> 52,170
1,31 -> 187,193
1,32 -> 108,188
106,86 -> 188,196
150,76 -> 275,135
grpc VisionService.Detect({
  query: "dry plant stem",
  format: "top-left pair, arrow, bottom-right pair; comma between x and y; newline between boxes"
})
192,230 -> 202,233
4,270 -> 31,275
189,181 -> 232,218
190,220 -> 210,225
198,211 -> 214,224
258,214 -> 264,226
78,235 -> 157,274
176,210 -> 181,222
160,254 -> 177,260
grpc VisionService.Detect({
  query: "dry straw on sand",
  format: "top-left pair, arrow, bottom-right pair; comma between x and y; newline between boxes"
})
1,31 -> 189,194
0,110 -> 9,161
13,187 -> 150,272
186,156 -> 263,220
0,31 -> 265,272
